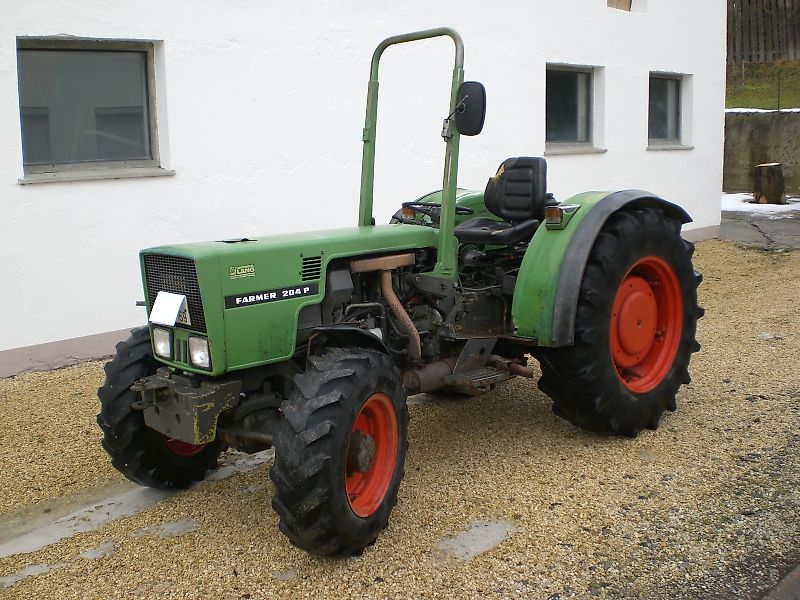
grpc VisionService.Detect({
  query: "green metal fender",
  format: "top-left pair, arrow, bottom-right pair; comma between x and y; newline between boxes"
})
511,190 -> 692,347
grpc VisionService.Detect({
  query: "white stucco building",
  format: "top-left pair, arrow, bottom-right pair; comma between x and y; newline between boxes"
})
0,0 -> 726,373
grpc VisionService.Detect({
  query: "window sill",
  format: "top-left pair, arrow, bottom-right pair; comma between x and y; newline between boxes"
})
544,144 -> 608,156
647,143 -> 694,152
18,167 -> 175,185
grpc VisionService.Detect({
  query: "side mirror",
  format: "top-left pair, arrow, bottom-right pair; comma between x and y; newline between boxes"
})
454,81 -> 486,136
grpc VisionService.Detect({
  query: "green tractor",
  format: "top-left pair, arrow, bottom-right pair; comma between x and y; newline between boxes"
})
97,28 -> 702,556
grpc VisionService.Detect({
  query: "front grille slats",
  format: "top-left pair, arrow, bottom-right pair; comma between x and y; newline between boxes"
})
172,337 -> 189,363
301,255 -> 322,281
143,254 -> 207,333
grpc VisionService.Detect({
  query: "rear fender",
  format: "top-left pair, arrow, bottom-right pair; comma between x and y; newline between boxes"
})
511,190 -> 691,347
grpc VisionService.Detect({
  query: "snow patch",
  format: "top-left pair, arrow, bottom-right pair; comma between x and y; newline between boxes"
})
132,518 -> 198,539
271,569 -> 298,581
722,193 -> 800,217
205,449 -> 274,481
436,520 -> 518,562
79,541 -> 116,559
726,107 -> 800,113
1,563 -> 66,588
0,450 -> 274,559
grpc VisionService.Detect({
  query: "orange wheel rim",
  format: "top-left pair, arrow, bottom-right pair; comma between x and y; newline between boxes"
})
345,393 -> 398,518
610,256 -> 683,393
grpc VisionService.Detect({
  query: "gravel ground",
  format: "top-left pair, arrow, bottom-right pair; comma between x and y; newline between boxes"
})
0,239 -> 798,599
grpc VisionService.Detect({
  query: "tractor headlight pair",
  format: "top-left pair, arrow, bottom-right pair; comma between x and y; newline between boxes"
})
152,328 -> 210,369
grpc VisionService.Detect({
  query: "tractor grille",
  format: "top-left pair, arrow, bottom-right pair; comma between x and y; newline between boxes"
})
301,255 -> 322,281
143,254 -> 207,333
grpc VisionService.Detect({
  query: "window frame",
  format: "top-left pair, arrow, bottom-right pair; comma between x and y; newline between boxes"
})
646,71 -> 694,151
647,71 -> 684,146
16,37 -> 162,177
545,64 -> 605,155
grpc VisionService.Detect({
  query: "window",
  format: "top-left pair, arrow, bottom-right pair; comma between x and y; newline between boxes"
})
546,68 -> 592,145
649,75 -> 681,143
16,39 -> 164,181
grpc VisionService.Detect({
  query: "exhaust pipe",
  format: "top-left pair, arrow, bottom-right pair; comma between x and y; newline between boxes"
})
489,355 -> 535,378
380,270 -> 422,363
402,358 -> 456,394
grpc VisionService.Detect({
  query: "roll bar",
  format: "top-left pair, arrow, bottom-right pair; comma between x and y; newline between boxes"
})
357,28 -> 465,278
369,28 -> 464,80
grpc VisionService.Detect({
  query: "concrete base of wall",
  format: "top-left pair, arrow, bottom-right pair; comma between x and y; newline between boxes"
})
0,224 -> 721,379
682,224 -> 720,242
0,328 -> 134,378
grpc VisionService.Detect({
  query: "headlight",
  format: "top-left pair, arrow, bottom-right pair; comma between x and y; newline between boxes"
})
153,328 -> 172,359
188,336 -> 211,369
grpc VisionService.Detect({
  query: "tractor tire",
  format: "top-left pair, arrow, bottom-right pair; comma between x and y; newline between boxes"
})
269,347 -> 408,556
96,327 -> 223,489
536,206 -> 703,437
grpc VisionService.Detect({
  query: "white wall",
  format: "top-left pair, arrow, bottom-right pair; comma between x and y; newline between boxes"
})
0,0 -> 727,351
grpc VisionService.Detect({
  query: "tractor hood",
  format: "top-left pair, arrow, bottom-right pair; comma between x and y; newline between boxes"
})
139,224 -> 438,375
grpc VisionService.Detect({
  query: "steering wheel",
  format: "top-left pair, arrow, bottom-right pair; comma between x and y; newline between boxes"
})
401,201 -> 475,218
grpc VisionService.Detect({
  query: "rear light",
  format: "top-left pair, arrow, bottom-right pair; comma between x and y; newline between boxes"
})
544,206 -> 564,225
544,204 -> 581,230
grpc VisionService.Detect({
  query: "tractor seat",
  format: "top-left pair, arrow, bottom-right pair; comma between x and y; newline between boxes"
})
454,157 -> 550,245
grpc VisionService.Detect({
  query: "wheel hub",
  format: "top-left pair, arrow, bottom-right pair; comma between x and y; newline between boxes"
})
347,431 -> 376,473
613,276 -> 657,359
345,393 -> 399,518
161,435 -> 207,457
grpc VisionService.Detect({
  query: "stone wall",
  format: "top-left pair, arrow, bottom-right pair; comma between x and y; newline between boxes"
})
724,111 -> 800,193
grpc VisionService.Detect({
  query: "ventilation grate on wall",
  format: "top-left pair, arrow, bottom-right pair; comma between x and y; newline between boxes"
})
301,255 -> 322,281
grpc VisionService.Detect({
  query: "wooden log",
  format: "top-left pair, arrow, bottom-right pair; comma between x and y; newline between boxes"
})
752,162 -> 787,204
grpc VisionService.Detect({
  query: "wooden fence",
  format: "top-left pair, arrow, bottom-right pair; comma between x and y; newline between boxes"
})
728,0 -> 800,63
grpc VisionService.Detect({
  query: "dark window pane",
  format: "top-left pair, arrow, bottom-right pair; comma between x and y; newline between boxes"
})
20,107 -> 51,163
95,107 -> 147,160
546,70 -> 591,143
17,49 -> 151,165
649,77 -> 680,141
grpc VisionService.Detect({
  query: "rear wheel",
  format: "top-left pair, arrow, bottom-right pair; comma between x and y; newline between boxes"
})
536,207 -> 703,436
96,327 -> 223,488
269,347 -> 408,556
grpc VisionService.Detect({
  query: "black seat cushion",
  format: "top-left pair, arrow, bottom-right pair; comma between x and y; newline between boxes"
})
454,217 -> 539,245
453,157 -> 547,245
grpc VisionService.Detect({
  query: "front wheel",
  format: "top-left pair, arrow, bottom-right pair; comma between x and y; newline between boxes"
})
96,327 -> 223,488
269,347 -> 408,556
536,207 -> 703,436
